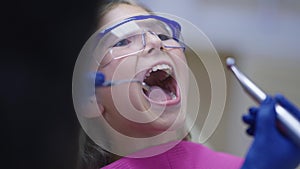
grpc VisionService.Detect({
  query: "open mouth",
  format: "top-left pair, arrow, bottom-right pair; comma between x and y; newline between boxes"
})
142,64 -> 180,105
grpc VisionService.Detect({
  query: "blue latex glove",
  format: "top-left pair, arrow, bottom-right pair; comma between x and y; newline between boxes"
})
242,106 -> 258,136
241,94 -> 300,169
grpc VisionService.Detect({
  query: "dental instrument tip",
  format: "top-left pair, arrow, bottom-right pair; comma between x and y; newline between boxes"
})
226,57 -> 236,67
94,72 -> 150,91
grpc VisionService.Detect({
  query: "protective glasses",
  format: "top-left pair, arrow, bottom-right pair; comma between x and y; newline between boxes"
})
97,15 -> 185,67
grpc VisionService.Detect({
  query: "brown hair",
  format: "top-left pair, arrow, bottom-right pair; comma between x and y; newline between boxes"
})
96,0 -> 151,29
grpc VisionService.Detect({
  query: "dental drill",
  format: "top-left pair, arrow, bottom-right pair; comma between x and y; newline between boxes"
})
226,57 -> 300,147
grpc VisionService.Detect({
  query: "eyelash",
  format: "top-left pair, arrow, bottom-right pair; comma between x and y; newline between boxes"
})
157,34 -> 172,41
113,39 -> 132,47
112,34 -> 174,47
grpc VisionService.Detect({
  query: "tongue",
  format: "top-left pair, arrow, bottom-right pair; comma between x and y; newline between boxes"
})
148,86 -> 170,102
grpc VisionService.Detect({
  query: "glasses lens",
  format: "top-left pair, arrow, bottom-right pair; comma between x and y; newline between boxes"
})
158,34 -> 184,49
110,33 -> 144,60
98,16 -> 184,67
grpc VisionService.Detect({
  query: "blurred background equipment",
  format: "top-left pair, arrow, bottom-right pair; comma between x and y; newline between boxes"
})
139,0 -> 300,157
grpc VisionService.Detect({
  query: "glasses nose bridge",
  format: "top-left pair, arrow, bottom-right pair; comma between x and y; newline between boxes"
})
143,31 -> 163,48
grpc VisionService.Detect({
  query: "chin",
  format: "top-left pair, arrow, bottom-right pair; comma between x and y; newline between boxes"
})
148,104 -> 186,131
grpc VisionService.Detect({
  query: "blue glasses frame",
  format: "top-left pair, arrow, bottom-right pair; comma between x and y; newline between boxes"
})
98,15 -> 182,42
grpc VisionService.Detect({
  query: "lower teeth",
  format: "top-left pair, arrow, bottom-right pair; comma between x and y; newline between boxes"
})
170,92 -> 177,100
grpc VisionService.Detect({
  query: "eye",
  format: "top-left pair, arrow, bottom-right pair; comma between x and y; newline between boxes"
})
113,39 -> 132,47
157,34 -> 172,41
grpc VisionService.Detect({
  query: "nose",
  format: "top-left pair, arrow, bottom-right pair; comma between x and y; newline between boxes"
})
144,31 -> 163,53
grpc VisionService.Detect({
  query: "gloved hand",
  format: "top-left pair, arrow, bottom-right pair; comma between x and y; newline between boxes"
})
241,94 -> 300,169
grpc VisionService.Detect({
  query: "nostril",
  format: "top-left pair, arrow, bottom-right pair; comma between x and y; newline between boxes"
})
148,48 -> 154,53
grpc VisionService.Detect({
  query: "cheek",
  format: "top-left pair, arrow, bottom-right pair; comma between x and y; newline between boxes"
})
101,58 -> 137,78
169,50 -> 187,62
96,87 -> 113,110
99,66 -> 114,81
172,51 -> 189,91
170,50 -> 188,73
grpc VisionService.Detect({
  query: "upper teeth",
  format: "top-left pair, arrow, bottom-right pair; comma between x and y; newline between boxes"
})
146,64 -> 172,77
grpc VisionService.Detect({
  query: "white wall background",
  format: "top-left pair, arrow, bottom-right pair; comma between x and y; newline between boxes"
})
139,0 -> 300,158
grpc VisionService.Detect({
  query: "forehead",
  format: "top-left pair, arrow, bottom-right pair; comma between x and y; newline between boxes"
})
100,4 -> 149,29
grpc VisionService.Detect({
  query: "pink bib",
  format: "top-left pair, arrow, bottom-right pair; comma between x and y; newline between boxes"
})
102,141 -> 244,169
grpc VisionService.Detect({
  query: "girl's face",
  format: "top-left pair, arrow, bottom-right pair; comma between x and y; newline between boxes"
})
96,4 -> 189,138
